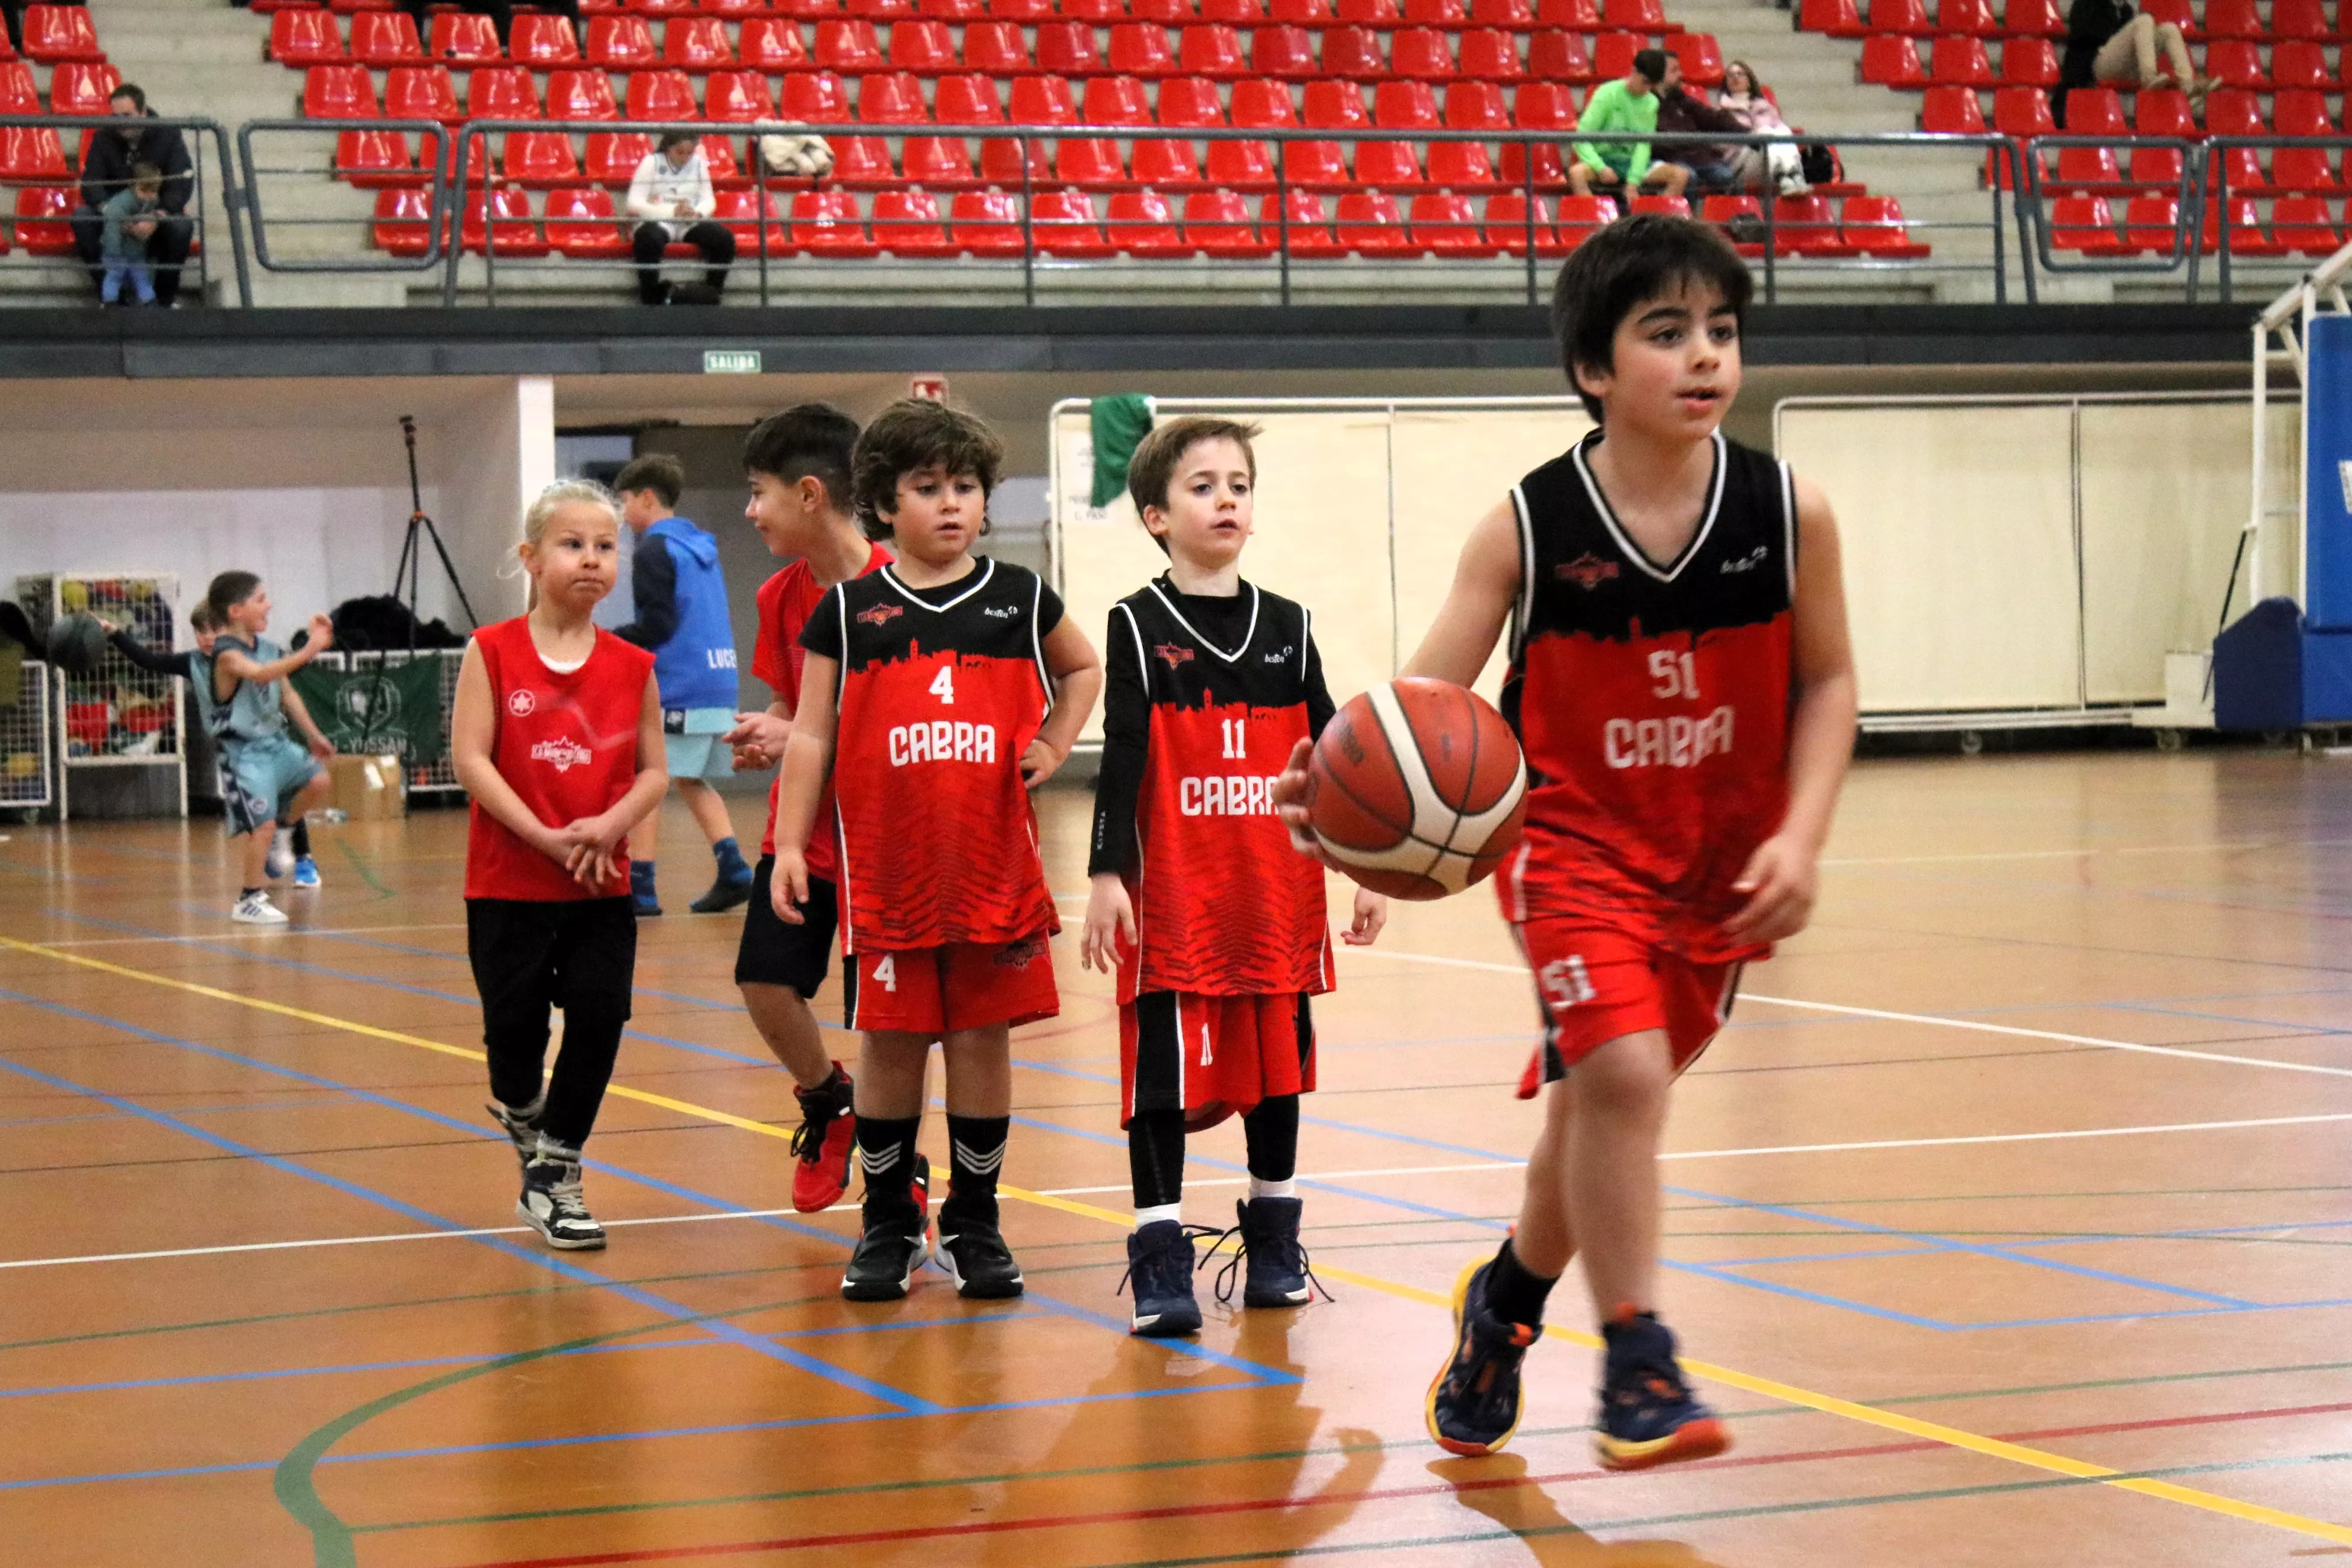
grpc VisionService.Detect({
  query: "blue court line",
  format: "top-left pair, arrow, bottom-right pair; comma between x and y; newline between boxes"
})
0,1033 -> 942,1414
2098,1000 -> 2350,1038
1959,1295 -> 2352,1329
1709,1215 -> 2352,1269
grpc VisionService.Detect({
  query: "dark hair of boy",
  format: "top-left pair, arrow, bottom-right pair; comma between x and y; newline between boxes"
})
1551,214 -> 1752,423
849,398 -> 1005,543
1631,47 -> 1670,83
743,403 -> 860,513
614,453 -> 687,508
1125,416 -> 1263,557
190,602 -> 221,635
206,570 -> 262,622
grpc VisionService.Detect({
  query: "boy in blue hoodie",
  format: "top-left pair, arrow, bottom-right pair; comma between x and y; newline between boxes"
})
614,452 -> 753,916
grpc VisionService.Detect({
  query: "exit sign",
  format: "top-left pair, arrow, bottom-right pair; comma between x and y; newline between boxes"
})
910,375 -> 948,401
703,349 -> 762,375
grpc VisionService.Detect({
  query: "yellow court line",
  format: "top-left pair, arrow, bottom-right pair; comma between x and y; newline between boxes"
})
5,933 -> 2348,1547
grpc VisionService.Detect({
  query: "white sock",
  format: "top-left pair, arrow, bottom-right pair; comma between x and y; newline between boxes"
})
1249,1177 -> 1298,1201
1135,1202 -> 1182,1229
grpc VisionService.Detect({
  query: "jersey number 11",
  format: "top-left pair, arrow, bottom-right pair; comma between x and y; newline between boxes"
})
1220,717 -> 1246,759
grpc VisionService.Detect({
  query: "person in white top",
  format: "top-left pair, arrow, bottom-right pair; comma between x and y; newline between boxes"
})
1715,63 -> 1811,198
625,131 -> 734,306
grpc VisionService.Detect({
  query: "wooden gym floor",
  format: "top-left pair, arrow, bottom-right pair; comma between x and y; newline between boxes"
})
1,747 -> 2350,1566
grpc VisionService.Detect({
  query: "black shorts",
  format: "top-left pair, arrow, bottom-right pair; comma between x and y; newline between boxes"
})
465,896 -> 638,1039
735,855 -> 845,1007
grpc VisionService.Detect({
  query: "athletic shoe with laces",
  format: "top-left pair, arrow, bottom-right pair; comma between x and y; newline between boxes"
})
518,1145 -> 605,1251
1425,1258 -> 1537,1456
231,890 -> 289,925
265,827 -> 294,880
933,1193 -> 1024,1299
842,1155 -> 929,1301
789,1065 -> 857,1213
292,855 -> 321,889
486,1093 -> 545,1172
1207,1195 -> 1325,1309
1595,1308 -> 1730,1471
1121,1219 -> 1206,1337
689,867 -> 755,914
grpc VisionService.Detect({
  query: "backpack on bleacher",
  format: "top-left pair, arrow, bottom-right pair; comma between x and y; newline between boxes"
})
757,130 -> 835,180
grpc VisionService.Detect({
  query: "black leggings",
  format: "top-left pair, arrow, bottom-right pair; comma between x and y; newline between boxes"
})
1129,1095 -> 1300,1211
632,220 -> 734,303
466,896 -> 635,1150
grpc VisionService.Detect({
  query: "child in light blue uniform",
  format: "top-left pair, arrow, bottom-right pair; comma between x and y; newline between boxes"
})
207,571 -> 338,925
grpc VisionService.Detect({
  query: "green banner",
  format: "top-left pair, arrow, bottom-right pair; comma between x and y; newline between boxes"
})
289,659 -> 446,767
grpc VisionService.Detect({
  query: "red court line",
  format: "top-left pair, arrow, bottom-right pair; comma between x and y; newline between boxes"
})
450,1397 -> 2352,1567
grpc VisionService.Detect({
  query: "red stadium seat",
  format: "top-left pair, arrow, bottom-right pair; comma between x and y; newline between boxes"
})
1526,31 -> 1592,81
1798,0 -> 1864,37
1034,21 -> 1102,74
1701,192 -> 1766,254
1842,194 -> 1929,257
1131,0 -> 1194,20
1083,74 -> 1152,126
305,64 -> 381,119
1471,0 -> 1533,21
1185,188 -> 1270,256
468,66 -> 540,119
2273,195 -> 2343,255
545,68 -> 621,120
887,17 -> 953,71
1445,79 -> 1508,129
828,135 -> 896,185
1590,31 -> 1644,80
512,15 -> 580,64
2273,0 -> 2333,40
704,70 -> 773,120
1230,78 -> 1296,129
1404,0 -> 1466,21
2000,37 -> 2058,89
1866,0 -> 1929,33
586,15 -> 658,66
1929,36 -> 1992,87
1250,24 -> 1318,77
1481,191 -> 1549,254
1335,0 -> 1402,20
349,11 -> 426,64
960,20 -> 1028,72
624,69 -> 697,120
1060,0 -> 1125,18
950,188 -> 1024,254
271,9 -> 346,64
710,188 -> 789,254
1158,77 -> 1224,126
372,185 -> 439,256
2203,89 -> 2269,191
1554,192 -> 1615,246
900,133 -> 976,182
857,70 -> 927,123
1859,35 -> 1925,87
463,187 -> 546,256
1270,0 -> 1332,13
1008,73 -> 1076,121
1374,78 -> 1440,129
1108,189 -> 1194,256
1935,0 -> 1994,34
1033,188 -> 1115,255
2201,0 -> 2263,39
1920,85 -> 1985,133
585,131 -> 654,184
1458,29 -> 1522,80
814,19 -> 885,70
871,188 -> 956,255
2271,92 -> 2340,192
544,187 -> 629,255
2055,139 -> 2121,187
664,16 -> 735,68
1993,84 -> 2055,136
1773,193 -> 1847,253
11,185 -> 73,254
2065,86 -> 2126,133
1629,190 -> 1691,216
1412,191 -> 1489,253
1321,25 -> 1389,79
1178,24 -> 1247,76
739,18 -> 809,69
2048,194 -> 2116,250
790,188 -> 876,256
1427,134 -> 1498,187
1668,34 -> 1723,87
336,128 -> 416,187
386,66 -> 462,125
2117,192 -> 2182,253
1336,190 -> 1418,251
934,73 -> 1004,123
1500,78 -> 1574,188
428,11 -> 501,63
780,69 -> 851,119
22,6 -> 104,63
2272,39 -> 2331,92
2004,0 -> 2064,34
1132,135 -> 1203,185
0,61 -> 32,116
1210,89 -> 1283,182
48,61 -> 119,116
1201,0 -> 1263,17
505,129 -> 582,186
1053,133 -> 1123,185
2130,87 -> 2193,184
1536,0 -> 1599,24
1355,139 -> 1425,188
1603,0 -> 1665,28
1304,78 -> 1371,129
1261,189 -> 1345,257
2204,195 -> 2283,254
2204,41 -> 2270,91
1108,23 -> 1177,76
1392,28 -> 1457,80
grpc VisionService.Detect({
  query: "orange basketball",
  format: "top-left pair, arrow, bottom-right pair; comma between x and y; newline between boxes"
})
1307,677 -> 1527,900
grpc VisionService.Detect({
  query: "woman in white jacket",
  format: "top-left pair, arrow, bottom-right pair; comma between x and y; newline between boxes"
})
626,132 -> 734,305
1716,62 -> 1810,198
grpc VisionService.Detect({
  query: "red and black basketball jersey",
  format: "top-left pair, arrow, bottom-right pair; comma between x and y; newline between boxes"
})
1108,580 -> 1334,1001
802,557 -> 1061,953
1499,429 -> 1796,962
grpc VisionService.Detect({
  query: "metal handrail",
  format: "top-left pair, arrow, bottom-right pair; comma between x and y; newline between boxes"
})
238,117 -> 455,272
2023,133 -> 2205,276
0,112 -> 249,306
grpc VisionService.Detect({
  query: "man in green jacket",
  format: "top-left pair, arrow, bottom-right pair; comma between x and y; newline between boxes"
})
1569,48 -> 1691,204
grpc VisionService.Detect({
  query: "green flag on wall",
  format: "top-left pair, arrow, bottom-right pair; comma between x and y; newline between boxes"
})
288,658 -> 446,766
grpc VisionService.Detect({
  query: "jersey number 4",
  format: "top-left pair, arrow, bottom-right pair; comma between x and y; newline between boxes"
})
872,954 -> 898,992
929,666 -> 955,706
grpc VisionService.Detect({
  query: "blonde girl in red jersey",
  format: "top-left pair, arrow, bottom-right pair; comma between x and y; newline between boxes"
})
451,480 -> 667,1251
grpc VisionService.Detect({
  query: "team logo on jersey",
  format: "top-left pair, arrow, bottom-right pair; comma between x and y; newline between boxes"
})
1557,553 -> 1620,590
1154,643 -> 1195,669
856,603 -> 904,627
507,690 -> 537,718
530,737 -> 594,772
983,605 -> 1021,619
1720,545 -> 1770,574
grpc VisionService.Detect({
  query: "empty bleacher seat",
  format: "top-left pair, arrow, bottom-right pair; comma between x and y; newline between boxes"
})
815,18 -> 885,70
705,70 -> 774,120
387,64 -> 463,125
2273,40 -> 2332,92
1322,25 -> 1388,79
1250,24 -> 1319,76
795,188 -> 878,256
586,131 -> 653,184
625,68 -> 698,120
1179,24 -> 1247,76
1336,189 -> 1418,251
1458,28 -> 1523,79
49,61 -> 119,116
546,68 -> 622,120
512,15 -> 581,65
1481,191 -> 1547,254
2273,0 -> 2333,40
545,187 -> 631,255
351,11 -> 425,65
665,17 -> 736,69
713,188 -> 789,254
0,125 -> 67,181
888,17 -> 955,71
271,10 -> 347,66
857,70 -> 928,123
1159,76 -> 1226,126
428,12 -> 502,64
1392,28 -> 1458,79
1132,133 -> 1204,184
2201,0 -> 2264,40
305,64 -> 381,119
1936,0 -> 1995,34
372,185 -> 439,256
2273,195 -> 2343,255
2204,41 -> 2270,91
2270,92 -> 2340,192
2205,195 -> 2282,254
903,132 -> 976,182
587,15 -> 659,67
0,62 -> 34,116
873,188 -> 957,255
1860,35 -> 1925,87
1033,188 -> 1115,256
1108,22 -> 1177,75
1590,31 -> 1645,80
1108,189 -> 1194,256
1867,0 -> 1931,34
950,188 -> 1025,254
22,6 -> 104,64
2204,89 -> 2269,191
1527,31 -> 1592,81
738,19 -> 809,69
468,65 -> 540,118
1799,0 -> 1866,38
1920,84 -> 1985,133
2047,192 -> 2117,250
1668,33 -> 1721,86
1843,194 -> 1928,256
1929,36 -> 1992,87
2131,87 -> 2194,184
962,20 -> 1030,71
1186,188 -> 1272,256
2000,37 -> 2058,89
2004,0 -> 2065,34
1053,132 -> 1124,185
1034,21 -> 1102,73
2119,192 -> 2183,253
506,129 -> 582,185
335,128 -> 417,187
934,73 -> 1004,123
1412,190 -> 1491,253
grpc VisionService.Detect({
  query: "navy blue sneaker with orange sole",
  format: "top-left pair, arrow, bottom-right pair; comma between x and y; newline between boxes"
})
1594,1307 -> 1730,1471
1425,1258 -> 1537,1456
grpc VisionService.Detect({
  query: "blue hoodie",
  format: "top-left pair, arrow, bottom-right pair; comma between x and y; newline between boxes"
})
616,515 -> 740,713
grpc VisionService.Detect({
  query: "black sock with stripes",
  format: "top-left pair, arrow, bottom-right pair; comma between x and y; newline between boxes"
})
946,1113 -> 1010,1210
855,1116 -> 921,1217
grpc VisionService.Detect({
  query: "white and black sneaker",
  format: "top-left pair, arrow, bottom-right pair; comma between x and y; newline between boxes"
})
487,1094 -> 545,1172
518,1145 -> 605,1250
844,1204 -> 927,1301
231,890 -> 289,925
934,1194 -> 1024,1299
264,826 -> 295,880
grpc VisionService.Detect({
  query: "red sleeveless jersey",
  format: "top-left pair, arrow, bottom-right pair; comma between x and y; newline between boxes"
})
752,542 -> 891,867
1110,581 -> 1332,1001
1498,430 -> 1796,962
802,557 -> 1060,952
463,617 -> 655,902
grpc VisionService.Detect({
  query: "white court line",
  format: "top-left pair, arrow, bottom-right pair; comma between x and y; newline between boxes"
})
1814,838 -> 2352,867
22,922 -> 471,950
17,1113 -> 2351,1273
1342,946 -> 2352,1079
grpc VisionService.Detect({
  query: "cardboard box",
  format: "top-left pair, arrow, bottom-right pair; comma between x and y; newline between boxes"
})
330,753 -> 406,820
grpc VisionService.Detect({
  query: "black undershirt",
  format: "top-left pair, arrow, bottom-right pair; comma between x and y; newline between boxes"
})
1087,576 -> 1334,878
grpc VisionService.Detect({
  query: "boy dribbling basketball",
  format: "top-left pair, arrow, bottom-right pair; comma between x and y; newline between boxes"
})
1080,416 -> 1386,1338
1279,216 -> 1858,1468
207,573 -> 338,924
770,400 -> 1103,1301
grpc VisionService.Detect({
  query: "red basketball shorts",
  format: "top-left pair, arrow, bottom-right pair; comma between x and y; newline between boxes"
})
847,935 -> 1059,1035
1513,919 -> 1743,1099
1119,991 -> 1317,1132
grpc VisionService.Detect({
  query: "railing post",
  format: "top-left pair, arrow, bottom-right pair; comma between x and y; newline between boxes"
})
1990,135 -> 2006,305
1021,130 -> 1035,308
1521,133 -> 1537,306
1276,137 -> 1291,309
209,120 -> 252,308
756,126 -> 770,310
2217,145 -> 2232,305
1762,172 -> 1777,305
442,125 -> 468,307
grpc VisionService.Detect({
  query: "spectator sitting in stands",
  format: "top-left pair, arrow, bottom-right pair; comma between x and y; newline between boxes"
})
2,0 -> 24,54
1716,62 -> 1811,197
1651,53 -> 1750,195
626,132 -> 734,306
100,164 -> 165,306
397,0 -> 581,50
2061,0 -> 2203,113
1568,49 -> 1690,205
71,85 -> 195,309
